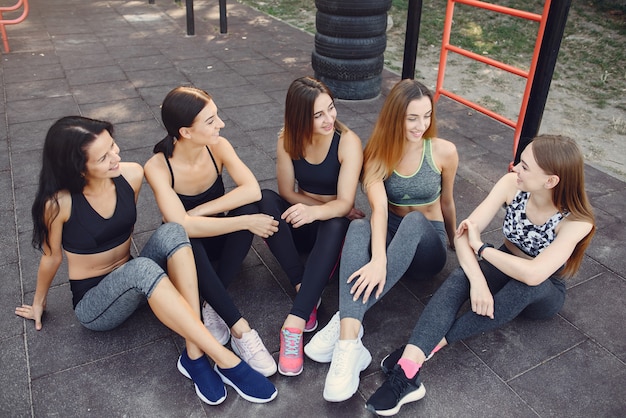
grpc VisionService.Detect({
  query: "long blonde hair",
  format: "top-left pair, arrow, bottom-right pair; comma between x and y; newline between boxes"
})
532,135 -> 596,277
362,79 -> 437,189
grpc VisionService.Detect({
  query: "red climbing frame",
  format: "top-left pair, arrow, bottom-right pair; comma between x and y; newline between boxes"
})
435,0 -> 552,168
0,0 -> 30,53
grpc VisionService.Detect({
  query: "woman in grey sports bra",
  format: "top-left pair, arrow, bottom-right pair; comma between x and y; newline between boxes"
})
368,135 -> 596,415
304,79 -> 459,403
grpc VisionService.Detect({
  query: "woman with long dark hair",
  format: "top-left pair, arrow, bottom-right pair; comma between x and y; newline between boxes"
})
16,116 -> 277,406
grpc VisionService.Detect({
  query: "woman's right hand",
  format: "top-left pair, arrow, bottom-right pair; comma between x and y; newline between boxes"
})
15,302 -> 46,330
247,214 -> 279,238
347,260 -> 387,304
469,281 -> 494,319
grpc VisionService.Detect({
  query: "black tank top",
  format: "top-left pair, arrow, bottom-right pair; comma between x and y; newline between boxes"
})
62,175 -> 136,254
164,146 -> 225,211
292,130 -> 341,196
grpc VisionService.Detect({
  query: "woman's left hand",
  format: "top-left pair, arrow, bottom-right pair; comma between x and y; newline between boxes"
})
346,207 -> 366,220
457,219 -> 482,251
282,204 -> 314,228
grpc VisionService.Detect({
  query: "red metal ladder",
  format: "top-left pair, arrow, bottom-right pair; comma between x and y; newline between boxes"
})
435,0 -> 552,168
0,0 -> 30,53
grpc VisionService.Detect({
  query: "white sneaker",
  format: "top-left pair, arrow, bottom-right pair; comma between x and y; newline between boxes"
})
202,302 -> 230,345
231,329 -> 277,377
304,311 -> 364,363
323,339 -> 372,402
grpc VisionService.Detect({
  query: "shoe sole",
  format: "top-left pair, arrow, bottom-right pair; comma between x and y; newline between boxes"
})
214,365 -> 278,404
278,364 -> 303,376
323,347 -> 372,402
177,357 -> 227,405
230,340 -> 278,378
366,384 -> 426,416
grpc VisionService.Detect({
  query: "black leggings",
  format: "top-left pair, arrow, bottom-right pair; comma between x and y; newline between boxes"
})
259,189 -> 350,321
192,203 -> 257,327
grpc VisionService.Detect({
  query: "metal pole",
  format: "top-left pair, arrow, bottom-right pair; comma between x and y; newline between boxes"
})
186,0 -> 195,36
219,0 -> 227,34
401,0 -> 423,80
514,0 -> 571,164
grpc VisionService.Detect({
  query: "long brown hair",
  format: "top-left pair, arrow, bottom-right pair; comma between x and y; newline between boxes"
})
362,79 -> 437,189
281,76 -> 346,159
531,134 -> 596,277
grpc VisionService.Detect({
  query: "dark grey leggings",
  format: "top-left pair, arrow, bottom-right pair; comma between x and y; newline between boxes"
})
339,210 -> 447,321
74,223 -> 190,331
408,245 -> 566,355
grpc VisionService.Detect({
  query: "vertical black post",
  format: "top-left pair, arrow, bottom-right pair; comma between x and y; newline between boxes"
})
401,0 -> 423,80
514,0 -> 571,164
186,0 -> 195,36
219,0 -> 227,34
149,0 -> 155,4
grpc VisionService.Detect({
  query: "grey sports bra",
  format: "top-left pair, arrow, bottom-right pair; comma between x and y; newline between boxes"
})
385,139 -> 441,206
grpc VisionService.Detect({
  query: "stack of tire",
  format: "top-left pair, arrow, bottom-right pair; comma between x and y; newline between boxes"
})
313,0 -> 392,100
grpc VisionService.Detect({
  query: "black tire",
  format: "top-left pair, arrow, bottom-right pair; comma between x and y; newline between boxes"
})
315,33 -> 386,60
316,12 -> 388,38
312,51 -> 384,81
316,74 -> 382,100
315,0 -> 392,17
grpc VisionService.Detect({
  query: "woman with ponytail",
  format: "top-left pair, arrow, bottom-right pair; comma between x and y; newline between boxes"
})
144,86 -> 278,378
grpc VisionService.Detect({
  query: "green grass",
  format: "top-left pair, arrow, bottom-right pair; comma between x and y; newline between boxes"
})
236,0 -> 625,108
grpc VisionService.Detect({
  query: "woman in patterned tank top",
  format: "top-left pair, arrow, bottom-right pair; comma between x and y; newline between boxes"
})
367,135 -> 596,415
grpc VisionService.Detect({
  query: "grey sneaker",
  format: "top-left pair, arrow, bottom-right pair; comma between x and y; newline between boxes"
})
231,329 -> 277,377
201,302 -> 230,345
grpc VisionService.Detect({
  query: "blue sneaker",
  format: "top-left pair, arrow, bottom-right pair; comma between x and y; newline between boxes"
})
214,361 -> 278,403
177,349 -> 227,405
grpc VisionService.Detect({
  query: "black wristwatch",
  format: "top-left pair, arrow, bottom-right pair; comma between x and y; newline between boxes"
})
477,242 -> 494,260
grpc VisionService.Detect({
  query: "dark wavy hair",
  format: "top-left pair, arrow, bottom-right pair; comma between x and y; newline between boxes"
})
32,116 -> 114,252
153,86 -> 213,158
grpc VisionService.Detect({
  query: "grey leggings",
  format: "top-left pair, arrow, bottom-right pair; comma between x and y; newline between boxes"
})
339,210 -> 447,322
408,244 -> 566,355
74,223 -> 191,331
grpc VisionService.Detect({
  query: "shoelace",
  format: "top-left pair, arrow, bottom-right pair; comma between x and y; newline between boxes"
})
319,317 -> 340,343
282,329 -> 302,356
385,368 -> 411,400
330,344 -> 351,376
237,332 -> 264,357
203,304 -> 226,330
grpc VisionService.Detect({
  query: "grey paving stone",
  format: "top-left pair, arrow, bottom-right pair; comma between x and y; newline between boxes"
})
71,80 -> 140,105
509,339 -> 626,417
0,336 -> 31,417
30,339 -> 202,417
6,96 -> 80,125
560,270 -> 626,362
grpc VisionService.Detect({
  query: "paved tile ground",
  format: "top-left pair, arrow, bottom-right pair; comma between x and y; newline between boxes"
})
1,1 -> 625,417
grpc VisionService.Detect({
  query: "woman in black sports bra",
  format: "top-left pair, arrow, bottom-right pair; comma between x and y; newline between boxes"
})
16,116 -> 277,406
257,76 -> 365,376
145,86 -> 279,378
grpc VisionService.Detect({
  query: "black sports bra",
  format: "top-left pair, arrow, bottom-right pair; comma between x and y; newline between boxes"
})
62,175 -> 136,255
292,130 -> 341,196
164,146 -> 225,211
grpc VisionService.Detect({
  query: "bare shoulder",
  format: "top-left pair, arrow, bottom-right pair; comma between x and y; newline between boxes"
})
50,189 -> 72,222
339,129 -> 363,152
430,137 -> 458,157
120,162 -> 143,191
